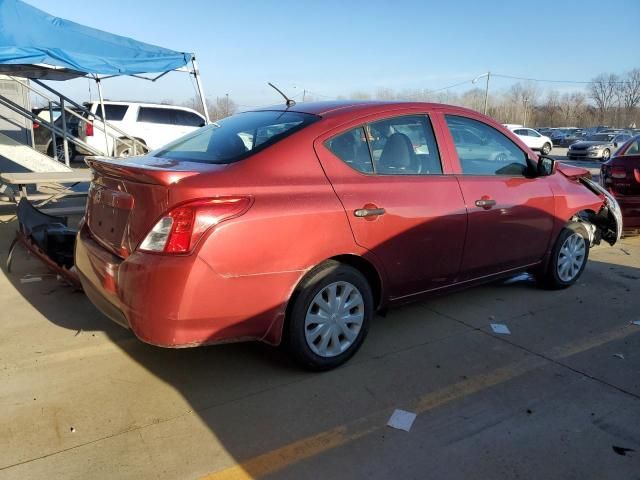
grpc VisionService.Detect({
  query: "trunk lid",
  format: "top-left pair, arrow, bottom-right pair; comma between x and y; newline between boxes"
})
85,156 -> 223,257
556,162 -> 592,180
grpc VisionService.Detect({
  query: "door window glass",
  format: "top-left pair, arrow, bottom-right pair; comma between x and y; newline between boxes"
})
528,129 -> 541,137
367,115 -> 442,174
326,127 -> 374,173
445,115 -> 529,176
137,107 -> 175,125
174,110 -> 205,127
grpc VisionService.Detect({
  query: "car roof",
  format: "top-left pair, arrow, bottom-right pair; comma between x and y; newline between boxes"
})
248,100 -> 483,120
85,100 -> 202,113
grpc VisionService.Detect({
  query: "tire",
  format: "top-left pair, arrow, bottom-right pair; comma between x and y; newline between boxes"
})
47,142 -> 75,163
601,149 -> 610,162
286,261 -> 373,370
539,224 -> 590,289
541,143 -> 551,155
115,140 -> 147,158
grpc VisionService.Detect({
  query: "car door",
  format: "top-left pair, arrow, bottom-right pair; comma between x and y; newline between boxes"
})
525,129 -> 544,149
314,112 -> 467,299
443,114 -> 555,280
135,107 -> 178,150
513,129 -> 533,149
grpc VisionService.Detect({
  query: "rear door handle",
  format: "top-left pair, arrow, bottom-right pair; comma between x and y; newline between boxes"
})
475,199 -> 496,209
354,207 -> 386,218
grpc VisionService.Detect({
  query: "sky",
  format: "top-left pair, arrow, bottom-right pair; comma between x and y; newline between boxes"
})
25,0 -> 640,109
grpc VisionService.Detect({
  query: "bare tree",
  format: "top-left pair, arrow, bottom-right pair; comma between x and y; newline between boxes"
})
182,95 -> 237,121
539,90 -> 560,126
588,73 -> 619,122
374,87 -> 395,100
620,69 -> 640,126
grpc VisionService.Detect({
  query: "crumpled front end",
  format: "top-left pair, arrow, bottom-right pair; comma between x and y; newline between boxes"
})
579,177 -> 623,245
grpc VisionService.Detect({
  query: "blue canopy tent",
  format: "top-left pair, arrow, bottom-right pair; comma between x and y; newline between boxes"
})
0,0 -> 209,121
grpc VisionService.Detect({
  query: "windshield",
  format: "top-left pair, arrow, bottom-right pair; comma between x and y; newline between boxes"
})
155,111 -> 319,164
588,134 -> 614,142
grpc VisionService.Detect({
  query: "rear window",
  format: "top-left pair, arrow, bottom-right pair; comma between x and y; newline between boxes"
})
155,111 -> 319,164
94,104 -> 128,121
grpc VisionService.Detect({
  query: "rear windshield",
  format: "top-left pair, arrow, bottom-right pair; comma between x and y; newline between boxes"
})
155,111 -> 319,164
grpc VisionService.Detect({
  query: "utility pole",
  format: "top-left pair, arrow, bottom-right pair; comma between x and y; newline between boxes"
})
483,71 -> 490,116
523,98 -> 529,127
472,71 -> 490,115
303,89 -> 306,102
225,93 -> 229,117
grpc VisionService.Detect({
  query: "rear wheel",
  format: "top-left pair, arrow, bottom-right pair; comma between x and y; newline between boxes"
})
115,140 -> 147,158
48,142 -> 75,162
541,142 -> 551,155
286,261 -> 373,370
539,224 -> 589,289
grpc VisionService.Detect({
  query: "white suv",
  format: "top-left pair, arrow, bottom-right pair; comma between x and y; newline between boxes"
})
78,101 -> 206,157
509,127 -> 552,155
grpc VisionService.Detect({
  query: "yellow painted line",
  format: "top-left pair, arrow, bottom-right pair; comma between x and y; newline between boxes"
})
201,325 -> 638,480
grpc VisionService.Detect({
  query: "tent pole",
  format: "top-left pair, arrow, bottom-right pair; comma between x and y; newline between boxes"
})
191,57 -> 210,124
95,77 -> 110,155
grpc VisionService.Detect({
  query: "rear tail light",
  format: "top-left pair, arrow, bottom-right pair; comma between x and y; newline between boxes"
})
32,122 -> 40,129
635,169 -> 640,183
86,122 -> 94,136
139,197 -> 252,254
611,166 -> 627,179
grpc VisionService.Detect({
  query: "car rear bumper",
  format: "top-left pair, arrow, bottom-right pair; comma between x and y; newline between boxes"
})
75,225 -> 300,347
616,196 -> 640,228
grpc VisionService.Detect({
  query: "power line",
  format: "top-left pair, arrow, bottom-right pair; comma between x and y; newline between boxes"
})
492,73 -> 628,85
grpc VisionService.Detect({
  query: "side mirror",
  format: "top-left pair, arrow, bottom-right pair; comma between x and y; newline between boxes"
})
537,155 -> 555,176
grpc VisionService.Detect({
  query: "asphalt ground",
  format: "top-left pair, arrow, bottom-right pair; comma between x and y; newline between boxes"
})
0,197 -> 639,479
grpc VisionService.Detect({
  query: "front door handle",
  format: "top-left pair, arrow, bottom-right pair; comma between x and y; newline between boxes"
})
475,198 -> 496,210
354,207 -> 386,218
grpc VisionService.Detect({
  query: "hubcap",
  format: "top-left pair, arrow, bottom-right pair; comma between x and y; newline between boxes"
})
557,233 -> 586,282
304,281 -> 364,358
602,150 -> 610,160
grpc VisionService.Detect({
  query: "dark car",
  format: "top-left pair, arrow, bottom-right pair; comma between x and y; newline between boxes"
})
601,135 -> 640,230
75,101 -> 622,370
556,129 -> 585,147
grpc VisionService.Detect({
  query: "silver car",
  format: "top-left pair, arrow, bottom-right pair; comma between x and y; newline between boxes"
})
567,133 -> 632,161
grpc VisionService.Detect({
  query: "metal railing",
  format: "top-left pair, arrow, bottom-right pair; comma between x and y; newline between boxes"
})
3,76 -> 147,166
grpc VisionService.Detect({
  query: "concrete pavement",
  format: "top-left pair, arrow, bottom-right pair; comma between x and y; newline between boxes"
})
0,216 -> 639,480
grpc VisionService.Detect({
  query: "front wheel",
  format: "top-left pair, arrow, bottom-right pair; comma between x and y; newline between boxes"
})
286,261 -> 373,370
539,224 -> 589,289
541,143 -> 551,155
601,149 -> 611,161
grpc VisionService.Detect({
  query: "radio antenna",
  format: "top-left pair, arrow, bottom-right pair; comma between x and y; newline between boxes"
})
268,82 -> 296,107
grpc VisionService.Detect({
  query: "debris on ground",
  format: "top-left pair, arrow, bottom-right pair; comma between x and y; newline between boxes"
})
70,427 -> 76,433
490,323 -> 511,335
387,409 -> 417,432
612,353 -> 625,360
20,276 -> 42,284
612,445 -> 635,456
620,248 -> 631,255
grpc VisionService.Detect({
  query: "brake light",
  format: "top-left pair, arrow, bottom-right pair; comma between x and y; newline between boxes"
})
611,166 -> 627,179
139,197 -> 252,254
33,122 -> 39,129
86,122 -> 94,136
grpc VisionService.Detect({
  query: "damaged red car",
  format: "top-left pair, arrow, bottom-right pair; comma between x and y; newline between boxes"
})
76,101 -> 622,370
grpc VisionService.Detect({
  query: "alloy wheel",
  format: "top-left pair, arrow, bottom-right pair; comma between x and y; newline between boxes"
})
304,281 -> 364,358
557,232 -> 586,282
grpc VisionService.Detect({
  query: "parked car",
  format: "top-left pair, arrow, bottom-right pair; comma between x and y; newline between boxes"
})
510,127 -> 552,154
556,129 -> 585,147
33,108 -> 83,161
76,101 -> 621,370
568,132 -> 633,161
77,101 -> 206,157
601,135 -> 640,230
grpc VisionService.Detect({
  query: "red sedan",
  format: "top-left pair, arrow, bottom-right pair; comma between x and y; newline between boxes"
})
601,135 -> 640,231
76,101 -> 622,370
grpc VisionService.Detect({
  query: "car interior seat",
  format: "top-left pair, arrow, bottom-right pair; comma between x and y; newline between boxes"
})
378,133 -> 417,174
